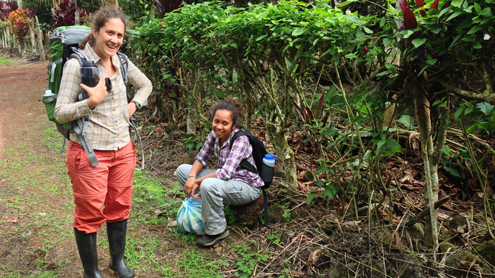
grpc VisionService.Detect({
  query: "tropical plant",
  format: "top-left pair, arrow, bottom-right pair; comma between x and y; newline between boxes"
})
145,0 -> 183,16
7,8 -> 35,45
51,0 -> 90,29
0,0 -> 18,21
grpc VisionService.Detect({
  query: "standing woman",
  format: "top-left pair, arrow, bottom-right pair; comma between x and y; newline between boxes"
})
176,99 -> 263,248
54,8 -> 152,278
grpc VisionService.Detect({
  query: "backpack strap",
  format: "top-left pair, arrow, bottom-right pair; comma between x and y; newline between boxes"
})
262,188 -> 270,225
230,127 -> 270,226
70,47 -> 90,67
48,58 -> 64,83
66,47 -> 99,167
229,128 -> 258,173
70,116 -> 99,167
129,117 -> 145,170
117,52 -> 128,85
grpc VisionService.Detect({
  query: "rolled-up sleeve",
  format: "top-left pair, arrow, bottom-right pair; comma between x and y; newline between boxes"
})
195,132 -> 215,167
217,135 -> 250,180
54,59 -> 92,123
127,59 -> 152,108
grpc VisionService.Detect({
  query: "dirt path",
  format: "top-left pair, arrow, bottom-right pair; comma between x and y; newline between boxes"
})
0,61 -> 88,276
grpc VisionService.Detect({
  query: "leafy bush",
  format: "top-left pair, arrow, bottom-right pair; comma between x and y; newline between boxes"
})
0,0 -> 18,21
22,0 -> 52,27
78,0 -> 102,12
51,0 -> 91,29
7,8 -> 34,44
121,0 -> 149,23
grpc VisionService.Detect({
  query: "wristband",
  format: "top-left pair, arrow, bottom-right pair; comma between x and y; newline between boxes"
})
188,175 -> 196,179
131,100 -> 142,110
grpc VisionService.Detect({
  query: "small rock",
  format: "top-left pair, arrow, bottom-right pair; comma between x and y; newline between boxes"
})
302,171 -> 314,182
406,223 -> 425,241
449,215 -> 467,231
475,240 -> 495,265
167,221 -> 177,227
268,203 -> 285,224
439,241 -> 457,253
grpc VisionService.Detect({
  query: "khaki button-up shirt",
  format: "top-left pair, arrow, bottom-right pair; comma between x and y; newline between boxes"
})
54,43 -> 152,150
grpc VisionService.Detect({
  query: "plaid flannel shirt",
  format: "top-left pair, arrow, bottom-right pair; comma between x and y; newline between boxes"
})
195,128 -> 264,188
54,43 -> 152,150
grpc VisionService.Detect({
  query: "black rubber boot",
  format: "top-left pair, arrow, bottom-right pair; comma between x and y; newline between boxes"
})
73,228 -> 104,278
107,220 -> 136,278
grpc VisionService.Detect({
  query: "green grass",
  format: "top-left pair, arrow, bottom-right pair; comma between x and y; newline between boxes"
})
1,125 -> 250,277
0,57 -> 13,65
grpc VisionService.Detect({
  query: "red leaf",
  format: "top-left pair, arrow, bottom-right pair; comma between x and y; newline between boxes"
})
398,0 -> 417,30
431,0 -> 439,9
305,107 -> 314,123
316,94 -> 325,118
415,0 -> 426,17
291,99 -> 307,122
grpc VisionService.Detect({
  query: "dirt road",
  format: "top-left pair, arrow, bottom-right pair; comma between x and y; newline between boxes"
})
0,61 -> 89,277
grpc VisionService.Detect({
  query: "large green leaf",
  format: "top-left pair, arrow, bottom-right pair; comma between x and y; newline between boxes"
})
412,38 -> 427,48
292,28 -> 305,37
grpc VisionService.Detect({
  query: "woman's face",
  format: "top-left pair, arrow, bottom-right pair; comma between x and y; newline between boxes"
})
212,109 -> 236,144
92,18 -> 125,61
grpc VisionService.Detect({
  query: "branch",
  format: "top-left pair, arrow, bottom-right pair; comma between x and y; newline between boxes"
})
405,196 -> 450,227
430,108 -> 449,166
438,81 -> 495,102
479,59 -> 494,95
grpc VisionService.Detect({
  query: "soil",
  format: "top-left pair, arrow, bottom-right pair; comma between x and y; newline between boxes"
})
1,50 -> 494,278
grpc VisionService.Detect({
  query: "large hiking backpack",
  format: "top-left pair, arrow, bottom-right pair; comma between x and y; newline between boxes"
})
42,25 -> 136,167
230,126 -> 272,225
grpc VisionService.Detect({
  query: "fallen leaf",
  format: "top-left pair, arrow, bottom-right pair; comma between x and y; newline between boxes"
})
297,171 -> 306,180
307,248 -> 323,265
377,208 -> 389,220
454,234 -> 468,247
10,217 -> 19,223
321,214 -> 339,223
458,260 -> 483,273
45,262 -> 57,270
291,235 -> 309,244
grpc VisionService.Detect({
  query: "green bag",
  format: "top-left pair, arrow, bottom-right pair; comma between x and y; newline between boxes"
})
42,25 -> 92,138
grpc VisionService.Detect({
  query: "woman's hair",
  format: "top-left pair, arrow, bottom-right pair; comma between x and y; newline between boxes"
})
211,98 -> 240,126
80,7 -> 128,49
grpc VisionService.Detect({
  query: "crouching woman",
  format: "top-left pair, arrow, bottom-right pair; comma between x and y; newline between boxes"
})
176,99 -> 263,247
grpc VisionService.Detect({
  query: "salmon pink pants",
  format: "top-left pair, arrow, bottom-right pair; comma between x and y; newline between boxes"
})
66,140 -> 136,234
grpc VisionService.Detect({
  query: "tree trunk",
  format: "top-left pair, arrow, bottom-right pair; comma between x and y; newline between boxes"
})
265,112 -> 298,189
29,22 -> 37,54
35,16 -> 46,61
414,86 -> 439,248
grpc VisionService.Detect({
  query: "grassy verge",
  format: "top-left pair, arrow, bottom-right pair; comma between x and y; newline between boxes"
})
0,57 -> 13,65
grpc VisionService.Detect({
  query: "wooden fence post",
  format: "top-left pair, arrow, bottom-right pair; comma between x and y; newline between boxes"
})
35,16 -> 46,61
29,21 -> 37,54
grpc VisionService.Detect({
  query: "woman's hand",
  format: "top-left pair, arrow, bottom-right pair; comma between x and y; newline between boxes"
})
128,102 -> 137,117
82,75 -> 107,110
184,177 -> 201,199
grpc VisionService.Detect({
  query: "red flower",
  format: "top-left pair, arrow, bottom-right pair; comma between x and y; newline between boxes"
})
364,46 -> 368,51
157,127 -> 161,130
160,22 -> 164,25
